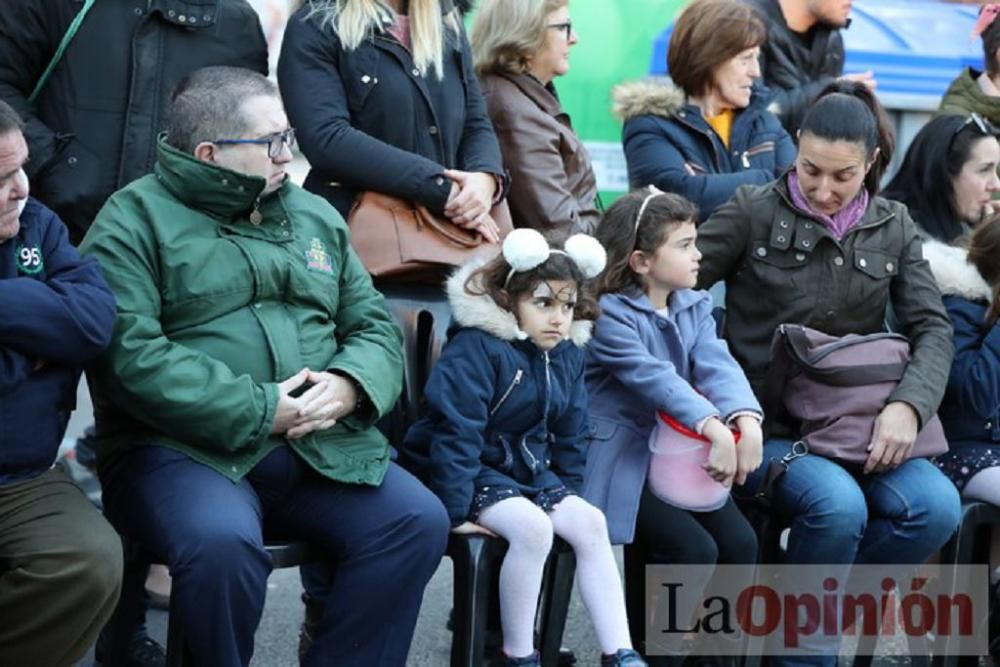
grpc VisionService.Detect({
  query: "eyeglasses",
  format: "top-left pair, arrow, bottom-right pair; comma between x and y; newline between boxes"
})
547,21 -> 573,40
954,113 -> 993,138
213,128 -> 296,159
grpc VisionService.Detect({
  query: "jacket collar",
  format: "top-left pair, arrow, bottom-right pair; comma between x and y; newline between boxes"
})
446,260 -> 593,347
153,137 -> 288,222
493,72 -> 563,116
923,239 -> 992,302
613,285 -> 708,315
611,78 -> 771,123
772,175 -> 893,230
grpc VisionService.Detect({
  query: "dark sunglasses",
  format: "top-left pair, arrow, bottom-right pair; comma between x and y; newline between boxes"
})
954,112 -> 993,138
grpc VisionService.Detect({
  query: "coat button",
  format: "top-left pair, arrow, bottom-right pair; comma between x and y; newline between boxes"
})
435,176 -> 445,186
834,256 -> 844,267
776,235 -> 786,243
986,422 -> 993,430
253,302 -> 262,309
411,68 -> 420,77
178,14 -> 187,22
429,125 -> 438,135
826,310 -> 836,318
361,75 -> 371,84
779,220 -> 789,228
804,223 -> 813,230
795,253 -> 806,261
67,156 -> 78,166
756,247 -> 767,257
134,7 -> 143,15
859,258 -> 868,268
168,9 -> 176,16
886,262 -> 894,272
801,240 -> 811,248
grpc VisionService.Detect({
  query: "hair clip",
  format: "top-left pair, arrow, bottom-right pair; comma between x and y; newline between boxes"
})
502,228 -> 606,287
972,4 -> 1000,40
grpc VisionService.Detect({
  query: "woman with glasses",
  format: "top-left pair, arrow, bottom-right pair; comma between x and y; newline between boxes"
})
278,0 -> 504,238
470,0 -> 599,237
883,114 -> 1000,244
613,0 -> 795,219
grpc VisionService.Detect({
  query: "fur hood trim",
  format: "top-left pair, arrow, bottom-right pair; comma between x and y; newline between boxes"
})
612,79 -> 685,122
446,260 -> 593,347
923,239 -> 992,302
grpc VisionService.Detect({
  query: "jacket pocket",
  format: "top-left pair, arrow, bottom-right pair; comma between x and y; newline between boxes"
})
850,246 -> 898,314
339,44 -> 381,115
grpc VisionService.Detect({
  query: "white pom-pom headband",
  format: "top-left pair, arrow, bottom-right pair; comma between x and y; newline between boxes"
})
501,228 -> 607,287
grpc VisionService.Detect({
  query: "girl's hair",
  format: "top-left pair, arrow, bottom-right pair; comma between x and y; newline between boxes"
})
883,114 -> 998,244
299,0 -> 461,80
967,213 -> 1000,327
465,246 -> 600,321
799,80 -> 895,196
471,0 -> 566,76
594,190 -> 699,296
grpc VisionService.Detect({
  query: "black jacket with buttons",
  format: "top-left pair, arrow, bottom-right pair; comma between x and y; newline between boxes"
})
278,6 -> 504,218
696,177 -> 954,434
0,0 -> 268,245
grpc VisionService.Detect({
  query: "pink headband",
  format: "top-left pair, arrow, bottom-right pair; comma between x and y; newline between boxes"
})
972,4 -> 1000,40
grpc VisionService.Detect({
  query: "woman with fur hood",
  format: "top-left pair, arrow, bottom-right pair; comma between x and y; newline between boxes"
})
613,0 -> 795,219
924,218 -> 1000,504
400,230 -> 645,667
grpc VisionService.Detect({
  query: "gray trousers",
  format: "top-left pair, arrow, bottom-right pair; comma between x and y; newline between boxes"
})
0,466 -> 123,666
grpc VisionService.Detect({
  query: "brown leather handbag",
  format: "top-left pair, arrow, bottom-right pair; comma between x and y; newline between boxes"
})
347,191 -> 513,284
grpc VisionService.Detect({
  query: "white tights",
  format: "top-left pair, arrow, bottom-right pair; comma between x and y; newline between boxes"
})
475,494 -> 632,658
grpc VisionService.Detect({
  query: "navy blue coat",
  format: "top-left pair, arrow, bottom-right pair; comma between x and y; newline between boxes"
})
278,5 -> 504,218
400,264 -> 590,526
924,240 -> 1000,445
612,80 -> 796,219
0,198 -> 115,483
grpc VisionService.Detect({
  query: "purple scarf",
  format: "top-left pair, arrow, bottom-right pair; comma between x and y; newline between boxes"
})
788,171 -> 869,240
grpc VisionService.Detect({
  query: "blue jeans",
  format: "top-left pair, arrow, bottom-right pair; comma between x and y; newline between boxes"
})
101,445 -> 449,667
736,439 -> 961,667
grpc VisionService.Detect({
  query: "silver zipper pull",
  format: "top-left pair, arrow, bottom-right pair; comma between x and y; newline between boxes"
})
741,152 -> 751,169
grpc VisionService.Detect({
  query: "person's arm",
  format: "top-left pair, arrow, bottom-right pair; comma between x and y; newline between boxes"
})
0,0 -> 66,178
548,350 -> 589,492
694,185 -> 756,289
0,207 -> 115,364
945,298 -> 1000,420
322,220 -> 404,429
0,347 -> 33,395
493,98 -> 588,232
80,196 -> 278,452
589,301 -> 718,429
454,30 -> 503,178
623,116 -> 774,217
687,299 -> 763,420
886,210 -> 955,426
278,14 -> 453,214
421,331 -> 496,526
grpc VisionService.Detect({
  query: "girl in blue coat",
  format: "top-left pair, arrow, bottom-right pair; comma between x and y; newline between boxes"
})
924,216 -> 1000,504
401,229 -> 645,667
584,189 -> 763,661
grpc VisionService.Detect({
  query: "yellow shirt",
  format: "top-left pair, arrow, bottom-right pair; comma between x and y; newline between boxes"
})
705,109 -> 735,149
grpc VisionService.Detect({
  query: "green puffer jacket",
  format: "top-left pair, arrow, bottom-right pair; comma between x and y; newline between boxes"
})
80,138 -> 403,485
939,67 -> 1000,125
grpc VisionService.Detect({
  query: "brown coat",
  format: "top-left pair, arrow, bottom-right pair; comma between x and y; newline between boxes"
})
479,72 -> 599,236
696,178 -> 954,432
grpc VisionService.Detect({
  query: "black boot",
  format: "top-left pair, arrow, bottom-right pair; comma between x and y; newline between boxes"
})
297,591 -> 324,663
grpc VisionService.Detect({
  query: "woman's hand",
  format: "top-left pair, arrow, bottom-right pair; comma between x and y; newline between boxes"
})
450,521 -> 497,538
443,169 -> 500,242
702,418 -> 737,487
734,416 -> 763,486
864,401 -> 919,475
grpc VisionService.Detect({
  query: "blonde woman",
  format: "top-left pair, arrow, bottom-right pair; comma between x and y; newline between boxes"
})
471,0 -> 599,236
279,0 -> 504,237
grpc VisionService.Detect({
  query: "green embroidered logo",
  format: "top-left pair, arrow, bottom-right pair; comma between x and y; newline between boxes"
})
15,245 -> 43,275
305,238 -> 333,274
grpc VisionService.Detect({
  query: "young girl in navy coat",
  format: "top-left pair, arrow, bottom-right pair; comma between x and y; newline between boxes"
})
583,189 -> 763,662
402,229 -> 645,667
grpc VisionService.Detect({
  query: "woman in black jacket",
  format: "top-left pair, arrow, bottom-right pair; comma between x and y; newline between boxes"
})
279,0 -> 505,237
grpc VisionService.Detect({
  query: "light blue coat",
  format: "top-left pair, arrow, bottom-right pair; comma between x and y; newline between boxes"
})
582,288 -> 760,544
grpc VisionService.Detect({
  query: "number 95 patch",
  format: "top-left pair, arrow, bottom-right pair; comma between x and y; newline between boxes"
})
16,245 -> 43,275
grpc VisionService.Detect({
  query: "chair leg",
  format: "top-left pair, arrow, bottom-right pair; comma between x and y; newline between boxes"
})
450,536 -> 502,667
102,544 -> 151,667
538,541 -> 576,667
623,540 -> 647,654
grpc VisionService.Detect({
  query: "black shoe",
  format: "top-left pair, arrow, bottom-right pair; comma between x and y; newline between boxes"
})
601,648 -> 648,666
298,591 -> 324,663
94,628 -> 166,667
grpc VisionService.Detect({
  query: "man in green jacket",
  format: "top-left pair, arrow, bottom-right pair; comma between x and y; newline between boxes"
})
81,66 -> 449,667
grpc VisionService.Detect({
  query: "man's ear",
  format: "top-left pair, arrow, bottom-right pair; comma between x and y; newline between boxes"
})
193,142 -> 216,164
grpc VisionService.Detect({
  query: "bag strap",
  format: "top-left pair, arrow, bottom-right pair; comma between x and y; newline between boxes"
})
781,324 -> 907,387
28,0 -> 97,105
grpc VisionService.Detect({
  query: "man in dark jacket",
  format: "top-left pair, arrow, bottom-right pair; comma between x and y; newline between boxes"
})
0,0 -> 268,245
744,0 -> 874,134
0,100 -> 122,666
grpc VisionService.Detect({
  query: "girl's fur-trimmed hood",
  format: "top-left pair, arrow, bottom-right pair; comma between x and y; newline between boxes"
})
612,79 -> 685,122
923,239 -> 992,302
445,260 -> 593,347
